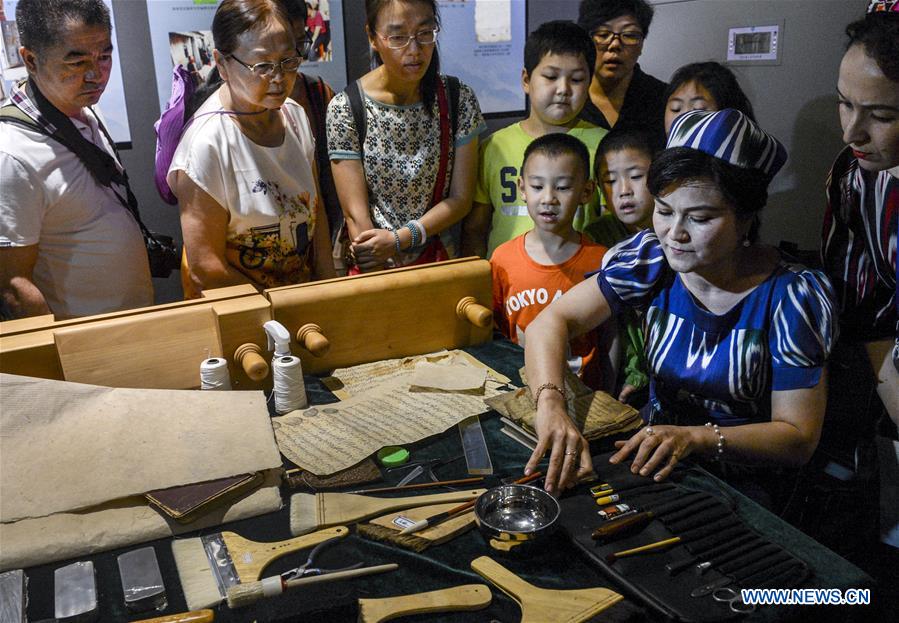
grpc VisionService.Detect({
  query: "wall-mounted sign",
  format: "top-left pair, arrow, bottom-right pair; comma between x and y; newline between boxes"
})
727,23 -> 783,65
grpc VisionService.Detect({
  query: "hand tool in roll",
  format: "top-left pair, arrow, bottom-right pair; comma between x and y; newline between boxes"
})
357,584 -> 493,622
590,481 -> 675,498
171,525 -> 349,610
659,498 -> 722,525
689,535 -> 763,574
399,472 -> 543,535
701,543 -> 782,575
592,491 -> 720,541
665,507 -> 734,534
690,554 -> 795,597
606,537 -> 682,563
682,524 -> 751,555
226,563 -> 399,608
665,532 -> 758,575
699,561 -> 806,615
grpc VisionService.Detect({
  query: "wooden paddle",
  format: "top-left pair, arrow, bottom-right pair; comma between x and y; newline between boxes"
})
471,556 -> 623,623
357,584 -> 492,622
290,489 -> 485,535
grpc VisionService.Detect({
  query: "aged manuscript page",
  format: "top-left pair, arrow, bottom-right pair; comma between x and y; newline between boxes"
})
274,358 -> 507,475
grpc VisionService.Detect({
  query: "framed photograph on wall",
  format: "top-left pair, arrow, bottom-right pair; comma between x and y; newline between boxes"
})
146,0 -> 347,116
436,0 -> 527,117
1,0 -> 132,145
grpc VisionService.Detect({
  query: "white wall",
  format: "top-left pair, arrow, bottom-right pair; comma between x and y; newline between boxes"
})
638,0 -> 865,250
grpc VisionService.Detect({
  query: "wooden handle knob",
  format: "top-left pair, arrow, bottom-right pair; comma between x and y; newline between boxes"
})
456,296 -> 492,328
296,323 -> 330,357
234,343 -> 269,381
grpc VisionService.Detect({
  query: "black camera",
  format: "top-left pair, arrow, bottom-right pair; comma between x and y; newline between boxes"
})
145,233 -> 181,279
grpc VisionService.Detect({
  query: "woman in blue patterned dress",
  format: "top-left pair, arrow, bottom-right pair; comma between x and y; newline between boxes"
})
523,109 -> 838,500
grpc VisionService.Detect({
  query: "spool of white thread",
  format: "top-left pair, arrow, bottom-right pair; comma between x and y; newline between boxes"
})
272,355 -> 307,413
200,357 -> 231,390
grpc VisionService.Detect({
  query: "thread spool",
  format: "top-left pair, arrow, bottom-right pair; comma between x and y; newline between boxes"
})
456,296 -> 492,328
296,323 -> 330,357
272,355 -> 307,413
200,357 -> 231,390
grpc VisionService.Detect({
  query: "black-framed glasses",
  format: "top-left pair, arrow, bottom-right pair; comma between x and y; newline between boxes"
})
229,54 -> 302,78
376,27 -> 439,49
296,37 -> 312,59
592,29 -> 644,47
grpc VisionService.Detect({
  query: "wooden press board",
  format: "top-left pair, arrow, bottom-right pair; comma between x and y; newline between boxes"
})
265,258 -> 493,374
54,306 -> 224,389
0,285 -> 262,388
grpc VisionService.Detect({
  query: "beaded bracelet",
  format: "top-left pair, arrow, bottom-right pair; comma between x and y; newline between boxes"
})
533,382 -> 566,406
403,222 -> 421,249
412,220 -> 427,245
392,229 -> 402,256
704,422 -> 725,460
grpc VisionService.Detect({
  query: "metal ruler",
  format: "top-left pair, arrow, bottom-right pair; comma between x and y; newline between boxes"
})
458,415 -> 493,475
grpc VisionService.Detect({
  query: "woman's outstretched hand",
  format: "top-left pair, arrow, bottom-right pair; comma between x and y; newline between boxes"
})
525,398 -> 594,494
609,424 -> 702,482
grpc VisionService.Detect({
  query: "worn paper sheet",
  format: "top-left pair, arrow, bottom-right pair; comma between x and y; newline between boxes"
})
0,373 -> 282,523
322,350 -> 510,399
410,362 -> 487,392
0,471 -> 282,571
273,375 -> 503,475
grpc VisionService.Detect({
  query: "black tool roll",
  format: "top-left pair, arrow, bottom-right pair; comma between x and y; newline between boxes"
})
558,452 -> 810,622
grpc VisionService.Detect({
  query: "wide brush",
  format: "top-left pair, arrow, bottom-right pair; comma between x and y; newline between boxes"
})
171,525 -> 348,610
289,489 -> 485,536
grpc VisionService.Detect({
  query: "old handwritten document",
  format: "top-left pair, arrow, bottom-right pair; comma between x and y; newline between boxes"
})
273,351 -> 510,475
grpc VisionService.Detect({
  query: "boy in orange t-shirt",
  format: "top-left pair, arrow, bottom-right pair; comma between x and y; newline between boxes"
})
491,133 -> 608,389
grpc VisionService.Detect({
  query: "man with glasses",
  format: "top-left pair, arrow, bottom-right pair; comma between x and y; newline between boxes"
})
577,0 -> 667,147
0,0 -> 153,319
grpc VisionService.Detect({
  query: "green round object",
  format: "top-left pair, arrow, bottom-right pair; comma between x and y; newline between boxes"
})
377,446 -> 409,467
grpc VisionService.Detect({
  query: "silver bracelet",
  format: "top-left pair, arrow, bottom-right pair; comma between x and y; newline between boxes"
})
704,422 -> 725,460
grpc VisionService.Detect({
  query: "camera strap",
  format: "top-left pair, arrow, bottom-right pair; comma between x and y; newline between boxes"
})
0,80 -> 153,241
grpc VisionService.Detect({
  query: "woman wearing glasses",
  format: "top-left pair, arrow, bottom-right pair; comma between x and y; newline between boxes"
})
169,0 -> 335,297
327,0 -> 485,272
577,0 -> 667,147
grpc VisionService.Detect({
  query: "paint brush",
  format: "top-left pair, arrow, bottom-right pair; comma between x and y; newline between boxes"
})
399,472 -> 543,536
605,536 -> 682,564
226,563 -> 399,608
171,526 -> 348,610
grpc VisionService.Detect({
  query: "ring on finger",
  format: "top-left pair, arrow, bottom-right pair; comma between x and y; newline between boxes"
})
644,426 -> 654,437
564,449 -> 578,456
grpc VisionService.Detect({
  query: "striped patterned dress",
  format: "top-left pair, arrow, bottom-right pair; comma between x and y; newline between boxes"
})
821,147 -> 898,342
597,230 -> 838,426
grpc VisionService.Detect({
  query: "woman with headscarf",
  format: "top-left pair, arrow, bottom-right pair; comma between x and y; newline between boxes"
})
524,110 -> 837,509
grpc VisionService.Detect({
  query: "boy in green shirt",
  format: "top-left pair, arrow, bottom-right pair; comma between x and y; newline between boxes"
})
585,127 -> 658,405
461,21 -> 607,258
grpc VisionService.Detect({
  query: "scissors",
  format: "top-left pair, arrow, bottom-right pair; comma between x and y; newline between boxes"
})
280,536 -> 364,582
387,455 -> 465,486
691,558 -> 803,613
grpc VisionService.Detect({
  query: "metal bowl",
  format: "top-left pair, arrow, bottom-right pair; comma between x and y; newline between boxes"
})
474,484 -> 560,550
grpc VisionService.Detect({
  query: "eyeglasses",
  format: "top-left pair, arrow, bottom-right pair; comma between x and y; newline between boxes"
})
229,54 -> 302,78
375,28 -> 439,49
296,37 -> 312,59
592,29 -> 644,47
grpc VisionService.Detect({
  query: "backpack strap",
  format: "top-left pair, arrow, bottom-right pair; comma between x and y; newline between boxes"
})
345,79 -> 367,157
0,102 -> 44,133
430,77 -> 451,208
446,75 -> 460,142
